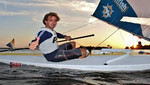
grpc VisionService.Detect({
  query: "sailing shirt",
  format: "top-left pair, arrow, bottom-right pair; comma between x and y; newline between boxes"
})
30,27 -> 66,59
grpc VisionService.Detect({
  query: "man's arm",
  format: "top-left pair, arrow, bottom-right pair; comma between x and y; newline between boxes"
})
29,31 -> 53,50
56,32 -> 71,41
56,32 -> 66,38
29,37 -> 40,50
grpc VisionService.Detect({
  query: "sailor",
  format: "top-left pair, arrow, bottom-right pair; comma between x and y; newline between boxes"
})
29,12 -> 89,62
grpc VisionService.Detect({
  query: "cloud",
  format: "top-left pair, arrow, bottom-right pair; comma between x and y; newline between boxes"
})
0,0 -> 59,7
31,13 -> 44,23
0,0 -> 97,13
0,0 -> 98,25
0,10 -> 42,23
58,13 -> 86,27
0,11 -> 32,16
63,1 -> 97,12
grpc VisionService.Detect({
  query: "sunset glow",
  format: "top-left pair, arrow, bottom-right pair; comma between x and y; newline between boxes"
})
0,0 -> 150,48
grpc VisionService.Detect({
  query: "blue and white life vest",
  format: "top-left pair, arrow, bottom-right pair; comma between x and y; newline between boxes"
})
36,27 -> 58,54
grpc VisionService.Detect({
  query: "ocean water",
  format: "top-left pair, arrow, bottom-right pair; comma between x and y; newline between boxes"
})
0,62 -> 150,85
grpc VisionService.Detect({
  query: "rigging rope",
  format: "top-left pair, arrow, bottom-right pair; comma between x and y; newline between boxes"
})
4,0 -> 7,11
63,20 -> 98,34
132,34 -> 134,46
64,28 -> 120,51
92,28 -> 119,50
62,19 -> 119,50
62,19 -> 98,47
119,30 -> 128,46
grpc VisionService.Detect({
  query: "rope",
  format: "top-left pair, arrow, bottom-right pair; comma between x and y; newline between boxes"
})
142,39 -> 147,45
119,30 -> 128,46
62,50 -> 68,60
92,29 -> 119,50
4,0 -> 7,11
132,34 -> 134,46
73,40 -> 82,46
63,20 -> 98,34
62,19 -> 119,53
65,29 -> 119,52
61,19 -> 98,49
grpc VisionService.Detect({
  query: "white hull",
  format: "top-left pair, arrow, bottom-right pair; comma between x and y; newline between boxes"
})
0,49 -> 150,72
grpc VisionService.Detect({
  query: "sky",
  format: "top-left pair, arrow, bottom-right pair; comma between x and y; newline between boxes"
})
0,0 -> 150,48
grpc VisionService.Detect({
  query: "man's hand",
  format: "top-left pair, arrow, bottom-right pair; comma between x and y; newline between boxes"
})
29,37 -> 40,50
65,36 -> 72,41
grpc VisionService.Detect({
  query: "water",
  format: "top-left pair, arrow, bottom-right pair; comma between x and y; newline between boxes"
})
0,62 -> 150,85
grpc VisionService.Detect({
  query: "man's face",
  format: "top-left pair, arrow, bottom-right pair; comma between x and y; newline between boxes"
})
45,16 -> 58,30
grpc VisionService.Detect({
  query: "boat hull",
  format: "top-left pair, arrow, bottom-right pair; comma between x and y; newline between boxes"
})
0,55 -> 150,72
0,49 -> 150,72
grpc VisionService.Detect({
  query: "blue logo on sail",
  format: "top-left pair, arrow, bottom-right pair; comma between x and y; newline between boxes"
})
102,4 -> 114,18
113,0 -> 128,12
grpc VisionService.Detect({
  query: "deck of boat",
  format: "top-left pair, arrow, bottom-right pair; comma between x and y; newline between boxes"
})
0,49 -> 150,72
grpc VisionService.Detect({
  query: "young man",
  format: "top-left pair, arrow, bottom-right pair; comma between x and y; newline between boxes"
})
29,12 -> 89,62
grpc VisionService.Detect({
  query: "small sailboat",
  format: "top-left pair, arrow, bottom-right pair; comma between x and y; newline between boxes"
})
0,0 -> 150,72
6,39 -> 15,49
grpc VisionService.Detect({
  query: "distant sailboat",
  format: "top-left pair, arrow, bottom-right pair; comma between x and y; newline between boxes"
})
6,39 -> 15,49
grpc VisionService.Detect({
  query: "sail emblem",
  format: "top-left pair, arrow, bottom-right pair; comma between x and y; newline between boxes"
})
102,4 -> 114,18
